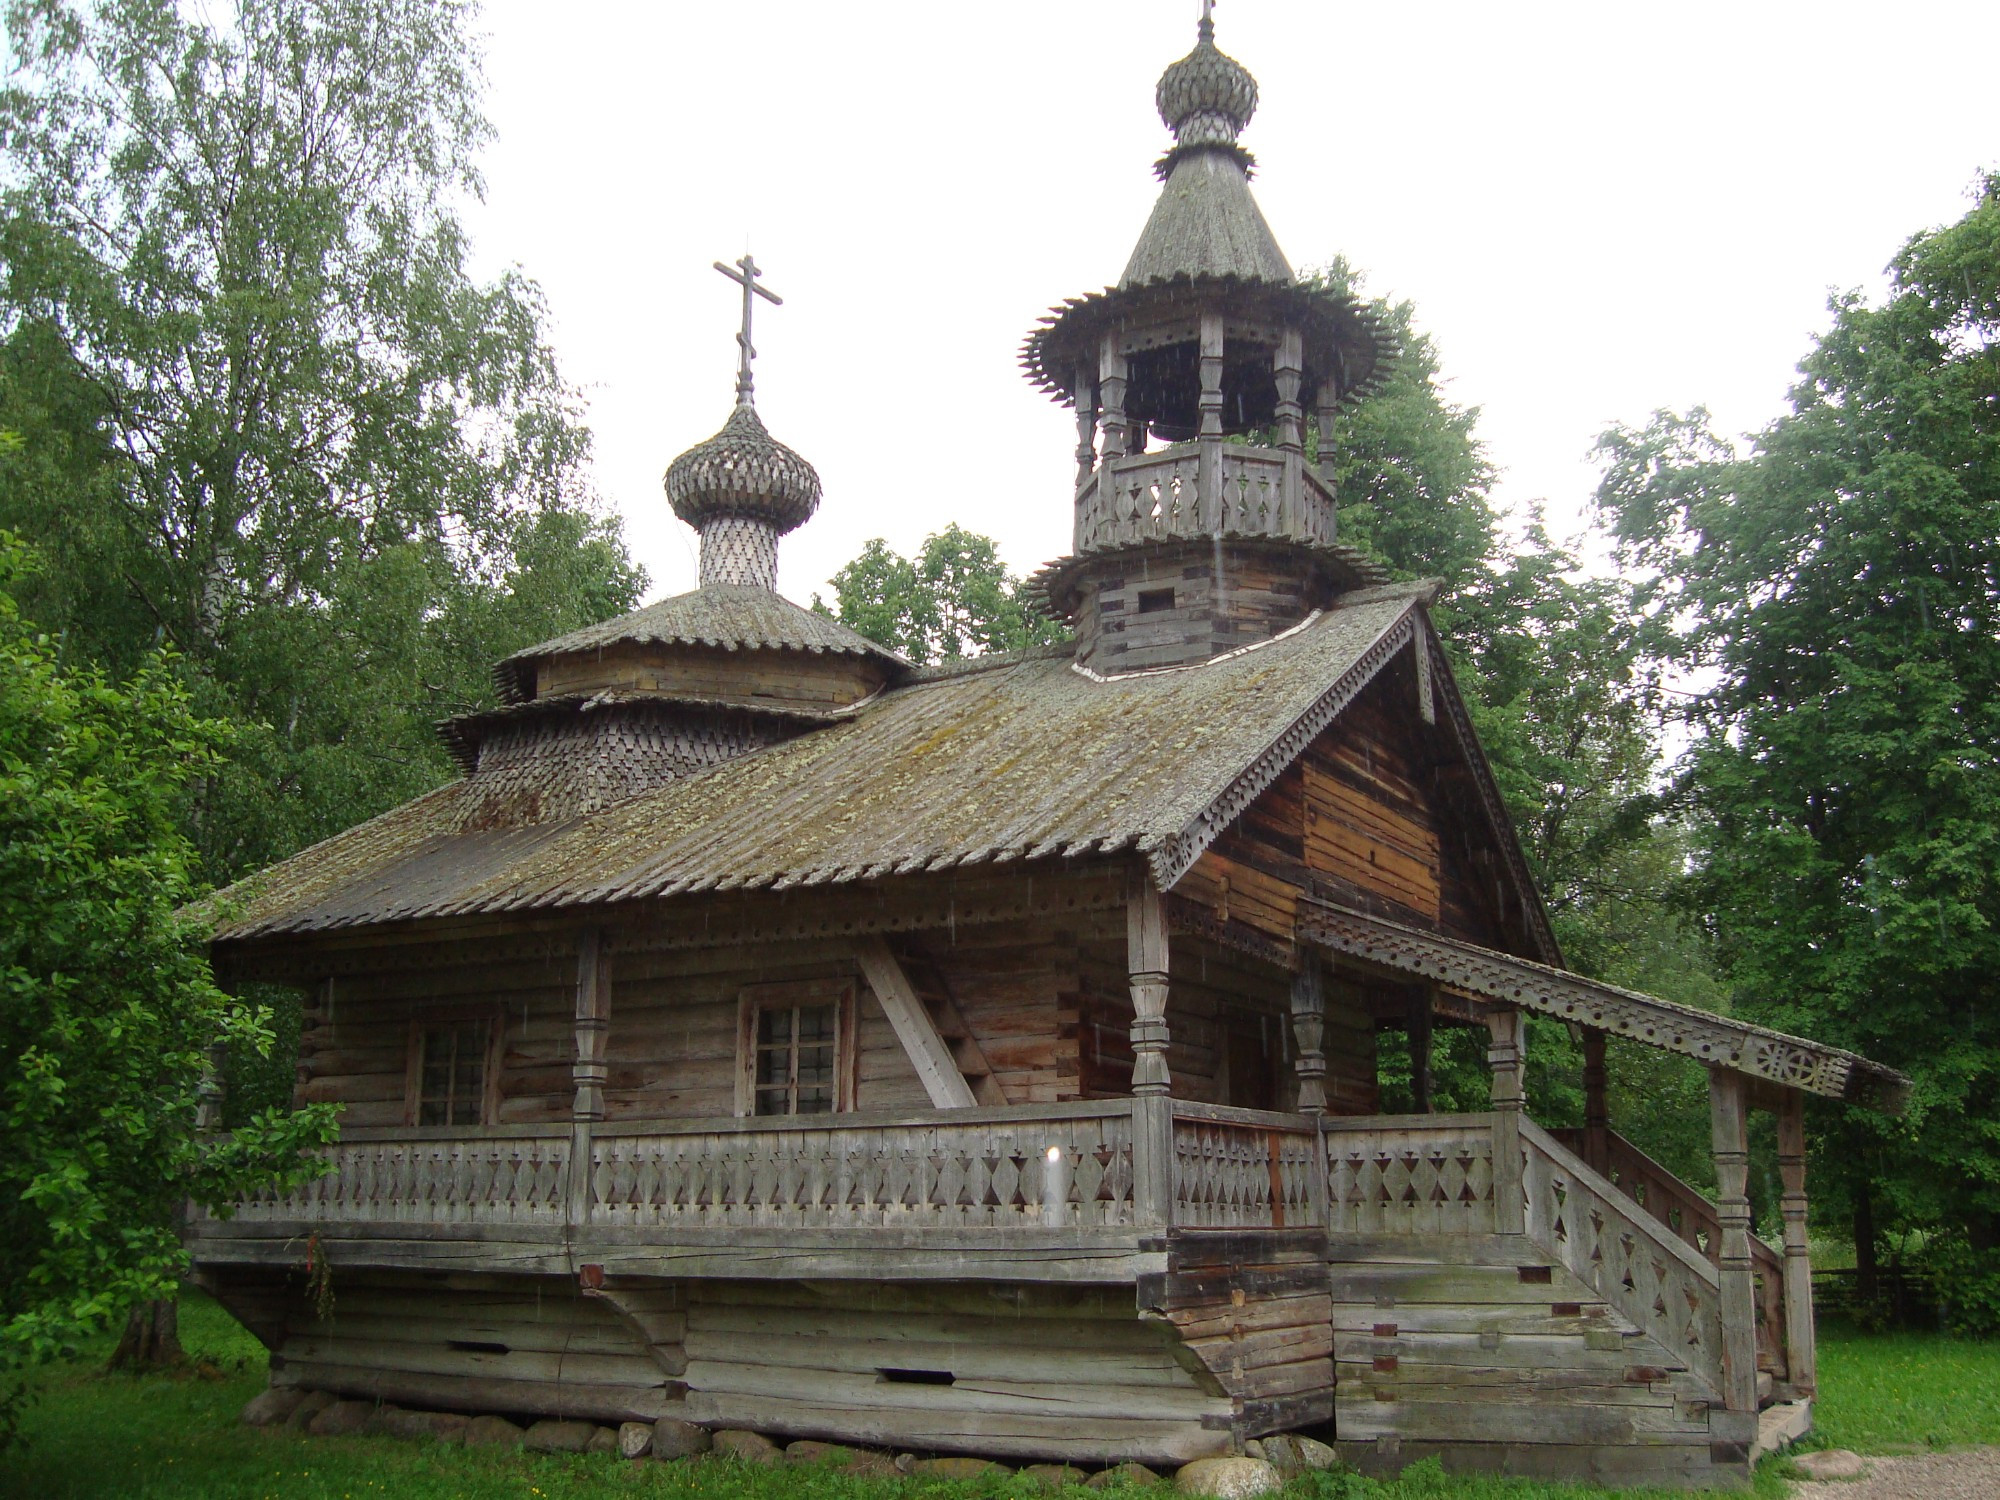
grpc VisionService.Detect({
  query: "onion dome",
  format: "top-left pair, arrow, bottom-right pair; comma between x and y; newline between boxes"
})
1156,12 -> 1258,153
666,401 -> 821,536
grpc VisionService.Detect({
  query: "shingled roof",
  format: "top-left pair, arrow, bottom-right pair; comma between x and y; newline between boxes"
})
208,590 -> 1432,942
1121,148 -> 1292,288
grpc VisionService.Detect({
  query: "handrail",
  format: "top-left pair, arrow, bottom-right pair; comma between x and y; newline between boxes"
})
1519,1117 -> 1724,1400
1170,1100 -> 1321,1229
1553,1125 -> 1788,1377
1322,1112 -> 1500,1236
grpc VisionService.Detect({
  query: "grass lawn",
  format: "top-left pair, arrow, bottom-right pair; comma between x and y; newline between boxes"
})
3,1298 -> 1992,1500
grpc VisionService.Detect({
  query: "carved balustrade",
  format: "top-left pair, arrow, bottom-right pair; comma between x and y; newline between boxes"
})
1323,1113 -> 1499,1236
1520,1119 -> 1726,1397
1074,444 -> 1336,554
1553,1126 -> 1788,1377
589,1102 -> 1137,1230
209,1129 -> 571,1227
1169,1101 -> 1321,1228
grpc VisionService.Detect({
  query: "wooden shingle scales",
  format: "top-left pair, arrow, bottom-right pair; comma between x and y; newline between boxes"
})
188,8 -> 1902,1486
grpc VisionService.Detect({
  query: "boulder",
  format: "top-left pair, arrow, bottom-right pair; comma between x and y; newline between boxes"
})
652,1418 -> 713,1460
1793,1449 -> 1869,1481
284,1390 -> 337,1430
308,1399 -> 378,1437
462,1414 -> 526,1449
911,1456 -> 1014,1478
523,1419 -> 600,1454
1087,1463 -> 1164,1489
713,1429 -> 783,1463
1258,1435 -> 1339,1478
1174,1457 -> 1282,1500
375,1408 -> 468,1444
1020,1462 -> 1090,1487
619,1421 -> 656,1459
586,1426 -> 620,1455
240,1387 -> 307,1427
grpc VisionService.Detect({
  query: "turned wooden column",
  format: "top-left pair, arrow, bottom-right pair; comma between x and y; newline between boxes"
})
1098,334 -> 1130,462
1314,375 -> 1340,490
1582,1028 -> 1610,1175
567,928 -> 610,1232
1289,952 -> 1326,1116
1709,1069 -> 1759,1413
1127,873 -> 1174,1228
1073,360 -> 1098,490
1197,310 -> 1225,523
1776,1092 -> 1818,1394
1273,328 -> 1304,454
1486,1007 -> 1525,1234
196,1039 -> 228,1135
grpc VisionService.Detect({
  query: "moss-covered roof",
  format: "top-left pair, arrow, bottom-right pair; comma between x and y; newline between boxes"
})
207,591 -> 1428,942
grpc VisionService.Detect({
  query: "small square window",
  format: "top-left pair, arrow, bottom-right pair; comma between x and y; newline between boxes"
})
1137,587 -> 1175,614
739,983 -> 854,1117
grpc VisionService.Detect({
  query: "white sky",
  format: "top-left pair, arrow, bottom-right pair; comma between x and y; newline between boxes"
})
467,1 -> 1999,606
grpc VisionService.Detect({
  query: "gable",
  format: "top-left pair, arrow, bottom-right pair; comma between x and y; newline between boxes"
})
1169,628 -> 1551,961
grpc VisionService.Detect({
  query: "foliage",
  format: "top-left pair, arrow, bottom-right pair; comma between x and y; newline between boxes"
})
0,0 -> 644,885
814,524 -> 1065,665
1594,175 -> 2000,1306
0,538 -> 336,1408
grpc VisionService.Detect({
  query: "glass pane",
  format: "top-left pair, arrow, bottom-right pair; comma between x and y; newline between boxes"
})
796,1004 -> 834,1043
758,1008 -> 792,1046
756,1046 -> 790,1086
795,1086 -> 833,1114
796,1044 -> 833,1089
754,1085 -> 790,1117
419,1098 -> 447,1126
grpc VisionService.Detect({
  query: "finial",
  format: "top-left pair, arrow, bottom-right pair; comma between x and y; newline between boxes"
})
1199,0 -> 1215,42
1157,3 -> 1256,152
713,254 -> 782,406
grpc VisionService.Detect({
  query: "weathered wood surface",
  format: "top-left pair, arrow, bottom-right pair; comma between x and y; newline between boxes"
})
1075,443 -> 1336,553
200,1133 -> 570,1226
1169,1102 -> 1319,1229
1552,1123 -> 1788,1378
1518,1118 -> 1724,1404
1324,1113 -> 1498,1237
854,936 -> 979,1109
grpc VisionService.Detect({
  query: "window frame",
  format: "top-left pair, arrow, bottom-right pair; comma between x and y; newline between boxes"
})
735,980 -> 857,1119
404,1006 -> 504,1128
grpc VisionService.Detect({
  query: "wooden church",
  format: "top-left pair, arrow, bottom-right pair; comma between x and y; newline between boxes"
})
189,12 -> 1907,1488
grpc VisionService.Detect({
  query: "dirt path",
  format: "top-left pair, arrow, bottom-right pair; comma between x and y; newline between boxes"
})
1790,1445 -> 2000,1499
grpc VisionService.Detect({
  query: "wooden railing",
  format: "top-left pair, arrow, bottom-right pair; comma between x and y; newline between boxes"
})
1322,1113 -> 1499,1236
1075,443 -> 1336,553
1169,1102 -> 1320,1228
211,1128 -> 571,1226
1520,1119 -> 1724,1397
1553,1127 -> 1788,1376
590,1102 -> 1137,1230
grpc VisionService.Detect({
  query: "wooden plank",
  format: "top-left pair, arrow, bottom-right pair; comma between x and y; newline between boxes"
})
853,937 -> 978,1109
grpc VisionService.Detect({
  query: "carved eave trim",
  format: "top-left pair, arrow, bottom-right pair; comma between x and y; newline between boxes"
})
1143,606 -> 1419,891
1416,616 -> 1564,965
1301,899 -> 1912,1114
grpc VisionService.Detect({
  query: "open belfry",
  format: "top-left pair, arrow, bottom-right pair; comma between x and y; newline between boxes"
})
191,10 -> 1907,1487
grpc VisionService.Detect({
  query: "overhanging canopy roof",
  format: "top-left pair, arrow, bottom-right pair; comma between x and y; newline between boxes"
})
1300,900 -> 1910,1114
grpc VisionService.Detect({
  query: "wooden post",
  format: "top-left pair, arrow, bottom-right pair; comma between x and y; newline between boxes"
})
567,928 -> 609,1233
1099,335 -> 1130,462
1197,311 -> 1225,526
1128,873 -> 1173,1228
1073,360 -> 1098,491
1289,952 -> 1326,1116
1486,1007 -> 1525,1235
1709,1068 -> 1759,1413
195,1039 -> 227,1136
1314,375 -> 1340,491
1776,1091 -> 1818,1394
1409,987 -> 1434,1114
1273,327 -> 1304,455
1582,1027 -> 1610,1176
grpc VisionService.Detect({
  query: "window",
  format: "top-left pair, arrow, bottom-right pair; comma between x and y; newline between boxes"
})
737,982 -> 855,1117
407,1013 -> 497,1126
1137,586 -> 1176,614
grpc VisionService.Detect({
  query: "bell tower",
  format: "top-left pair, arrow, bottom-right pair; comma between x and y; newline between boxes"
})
1022,6 -> 1391,674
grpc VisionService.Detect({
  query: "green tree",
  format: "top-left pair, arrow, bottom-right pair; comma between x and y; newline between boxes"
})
0,0 -> 643,884
1595,176 -> 2000,1324
815,523 -> 1064,665
0,536 -> 335,1427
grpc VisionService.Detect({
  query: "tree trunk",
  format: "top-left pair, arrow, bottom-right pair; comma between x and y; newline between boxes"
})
1852,1178 -> 1878,1304
107,1297 -> 185,1372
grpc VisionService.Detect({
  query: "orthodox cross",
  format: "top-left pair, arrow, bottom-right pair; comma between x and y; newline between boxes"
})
713,253 -> 783,405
